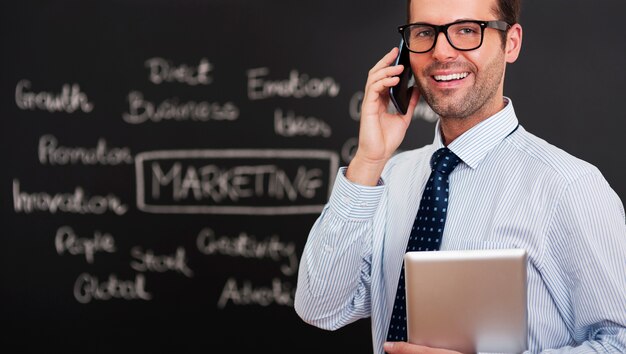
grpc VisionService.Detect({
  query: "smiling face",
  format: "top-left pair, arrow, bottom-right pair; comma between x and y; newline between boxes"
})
409,0 -> 520,122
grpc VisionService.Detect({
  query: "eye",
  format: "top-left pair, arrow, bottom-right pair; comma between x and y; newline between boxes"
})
416,29 -> 433,37
411,26 -> 434,39
459,27 -> 476,34
453,23 -> 481,36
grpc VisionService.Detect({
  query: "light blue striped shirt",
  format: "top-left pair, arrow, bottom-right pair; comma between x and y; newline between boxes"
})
295,99 -> 626,353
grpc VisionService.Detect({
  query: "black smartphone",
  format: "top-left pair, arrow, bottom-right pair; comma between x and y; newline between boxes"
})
389,39 -> 414,115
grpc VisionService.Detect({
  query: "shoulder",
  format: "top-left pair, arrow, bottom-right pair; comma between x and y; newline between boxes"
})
505,126 -> 604,184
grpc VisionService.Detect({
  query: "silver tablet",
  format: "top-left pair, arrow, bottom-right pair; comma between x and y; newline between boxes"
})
403,248 -> 528,353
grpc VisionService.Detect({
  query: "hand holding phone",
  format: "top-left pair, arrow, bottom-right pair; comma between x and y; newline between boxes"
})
346,46 -> 417,186
389,39 -> 414,115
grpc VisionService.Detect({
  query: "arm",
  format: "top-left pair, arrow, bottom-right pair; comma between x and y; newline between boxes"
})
541,171 -> 626,353
382,171 -> 626,354
294,168 -> 384,329
295,47 -> 420,329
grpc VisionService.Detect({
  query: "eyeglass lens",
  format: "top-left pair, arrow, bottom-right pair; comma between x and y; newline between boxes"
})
404,21 -> 483,52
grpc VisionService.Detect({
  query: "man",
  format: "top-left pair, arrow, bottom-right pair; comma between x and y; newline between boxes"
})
294,0 -> 626,353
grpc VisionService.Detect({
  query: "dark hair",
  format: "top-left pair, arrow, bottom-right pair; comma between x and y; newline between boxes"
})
492,0 -> 521,26
407,0 -> 521,24
492,0 -> 521,45
406,0 -> 521,46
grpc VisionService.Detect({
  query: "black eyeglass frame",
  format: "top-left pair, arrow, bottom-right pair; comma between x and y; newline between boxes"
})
398,20 -> 511,53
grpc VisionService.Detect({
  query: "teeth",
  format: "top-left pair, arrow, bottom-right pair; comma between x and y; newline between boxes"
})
434,72 -> 469,81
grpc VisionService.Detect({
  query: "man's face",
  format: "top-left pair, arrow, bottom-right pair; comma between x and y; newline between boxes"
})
409,0 -> 509,120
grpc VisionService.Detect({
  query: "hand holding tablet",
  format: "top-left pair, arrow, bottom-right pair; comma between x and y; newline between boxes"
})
403,248 -> 528,353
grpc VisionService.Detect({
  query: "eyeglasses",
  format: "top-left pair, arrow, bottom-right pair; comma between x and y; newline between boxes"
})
398,20 -> 510,53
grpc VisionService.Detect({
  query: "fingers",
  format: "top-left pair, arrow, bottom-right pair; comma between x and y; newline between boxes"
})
367,76 -> 400,101
384,341 -> 463,354
364,48 -> 406,99
384,341 -> 427,353
369,47 -> 401,76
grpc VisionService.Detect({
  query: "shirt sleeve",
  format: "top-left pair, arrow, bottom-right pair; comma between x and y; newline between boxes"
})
539,171 -> 626,353
294,167 -> 385,330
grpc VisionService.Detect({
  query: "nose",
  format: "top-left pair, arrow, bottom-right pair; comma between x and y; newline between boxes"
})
431,32 -> 458,62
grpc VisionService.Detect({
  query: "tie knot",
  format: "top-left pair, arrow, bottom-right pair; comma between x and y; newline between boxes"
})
430,147 -> 461,174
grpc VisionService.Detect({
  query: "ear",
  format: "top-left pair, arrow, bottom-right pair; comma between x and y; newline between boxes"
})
505,23 -> 523,63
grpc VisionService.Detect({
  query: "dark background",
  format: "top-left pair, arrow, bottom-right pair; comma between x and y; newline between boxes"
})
1,1 -> 624,353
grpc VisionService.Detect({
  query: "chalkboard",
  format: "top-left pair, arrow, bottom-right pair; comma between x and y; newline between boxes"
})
2,1 -> 625,353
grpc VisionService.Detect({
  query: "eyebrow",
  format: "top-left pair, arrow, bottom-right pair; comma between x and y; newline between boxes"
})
410,18 -> 484,25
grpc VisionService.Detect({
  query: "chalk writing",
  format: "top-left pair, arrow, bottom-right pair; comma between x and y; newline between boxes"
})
247,67 -> 340,100
15,79 -> 94,113
217,277 -> 294,308
122,91 -> 239,124
196,227 -> 297,276
349,90 -> 439,123
150,163 -> 322,202
39,134 -> 132,166
130,246 -> 193,278
12,179 -> 128,215
341,137 -> 358,164
349,91 -> 364,121
145,57 -> 213,86
274,108 -> 331,138
74,273 -> 152,304
55,226 -> 116,264
135,149 -> 338,215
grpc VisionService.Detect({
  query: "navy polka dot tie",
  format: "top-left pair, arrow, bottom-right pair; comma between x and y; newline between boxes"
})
386,147 -> 461,343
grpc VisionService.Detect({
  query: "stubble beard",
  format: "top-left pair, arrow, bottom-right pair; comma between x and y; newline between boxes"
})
416,52 -> 505,120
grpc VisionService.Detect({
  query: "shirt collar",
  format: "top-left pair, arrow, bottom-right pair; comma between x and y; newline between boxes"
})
432,97 -> 519,170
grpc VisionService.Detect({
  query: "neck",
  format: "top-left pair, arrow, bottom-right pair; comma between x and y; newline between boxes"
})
439,95 -> 506,146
